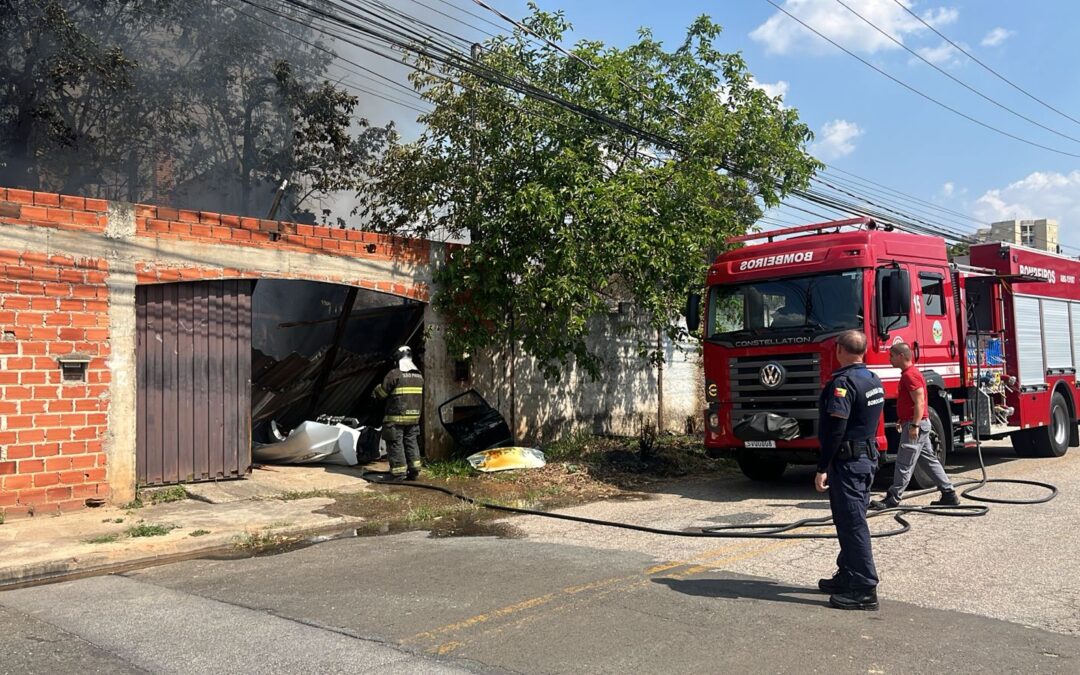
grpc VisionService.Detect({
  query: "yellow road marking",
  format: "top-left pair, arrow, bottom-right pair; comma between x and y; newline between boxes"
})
406,539 -> 802,648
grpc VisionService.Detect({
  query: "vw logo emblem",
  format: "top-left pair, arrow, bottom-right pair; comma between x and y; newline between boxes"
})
759,362 -> 786,389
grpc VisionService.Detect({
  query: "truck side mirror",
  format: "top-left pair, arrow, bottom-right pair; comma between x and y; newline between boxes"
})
685,293 -> 701,333
881,270 -> 911,317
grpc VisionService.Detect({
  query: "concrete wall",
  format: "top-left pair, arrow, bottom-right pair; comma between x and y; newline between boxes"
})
421,284 -> 703,455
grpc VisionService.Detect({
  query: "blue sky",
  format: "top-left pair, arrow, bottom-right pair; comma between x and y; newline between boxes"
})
349,1 -> 1080,250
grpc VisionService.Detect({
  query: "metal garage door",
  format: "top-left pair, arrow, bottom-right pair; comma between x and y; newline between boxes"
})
136,280 -> 253,486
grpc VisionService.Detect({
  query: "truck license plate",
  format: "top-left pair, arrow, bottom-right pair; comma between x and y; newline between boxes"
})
744,440 -> 776,448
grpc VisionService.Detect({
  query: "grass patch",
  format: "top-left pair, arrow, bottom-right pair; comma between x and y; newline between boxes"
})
122,497 -> 144,510
423,459 -> 474,479
85,533 -> 121,544
276,489 -> 335,501
145,486 -> 187,505
544,430 -> 598,462
102,517 -> 124,524
404,503 -> 477,523
235,530 -> 282,549
126,523 -> 178,537
189,529 -> 211,537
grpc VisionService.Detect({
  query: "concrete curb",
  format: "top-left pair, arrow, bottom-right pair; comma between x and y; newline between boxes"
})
0,518 -> 363,590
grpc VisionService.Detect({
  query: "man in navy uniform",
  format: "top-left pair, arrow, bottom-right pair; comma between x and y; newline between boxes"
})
815,330 -> 885,611
374,346 -> 424,480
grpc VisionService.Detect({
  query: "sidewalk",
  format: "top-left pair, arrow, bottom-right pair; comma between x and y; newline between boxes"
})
0,465 -> 381,588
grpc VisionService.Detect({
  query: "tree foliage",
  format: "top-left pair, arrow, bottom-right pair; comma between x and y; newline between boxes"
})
0,0 -> 391,217
358,7 -> 821,378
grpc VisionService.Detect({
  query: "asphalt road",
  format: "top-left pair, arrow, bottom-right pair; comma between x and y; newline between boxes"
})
1,439 -> 1077,673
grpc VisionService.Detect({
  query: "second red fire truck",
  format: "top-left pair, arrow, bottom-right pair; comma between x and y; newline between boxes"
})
688,217 -> 1080,481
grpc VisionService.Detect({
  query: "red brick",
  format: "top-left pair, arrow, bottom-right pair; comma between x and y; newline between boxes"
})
59,327 -> 85,340
44,282 -> 70,297
211,226 -> 231,239
34,443 -> 60,456
3,474 -> 32,490
20,205 -> 47,220
16,488 -> 47,505
71,455 -> 97,469
83,468 -> 106,482
5,415 -> 34,430
46,486 -> 72,501
20,371 -> 46,385
17,280 -> 44,294
240,217 -> 260,230
19,459 -> 44,473
84,328 -> 108,341
46,457 -> 73,472
59,470 -> 86,484
199,211 -> 221,225
60,195 -> 86,210
189,224 -> 213,237
5,445 -> 34,460
0,493 -> 17,507
45,208 -> 74,223
33,192 -> 60,207
84,198 -> 108,212
58,498 -> 87,512
61,441 -> 87,455
19,400 -> 46,414
221,214 -> 241,227
4,386 -> 33,400
6,188 -> 34,204
48,399 -> 74,413
59,269 -> 86,283
45,428 -> 71,442
72,211 -> 99,227
0,461 -> 14,475
44,313 -> 70,326
179,209 -> 199,222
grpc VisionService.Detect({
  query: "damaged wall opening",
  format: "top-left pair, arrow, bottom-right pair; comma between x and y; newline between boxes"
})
136,278 -> 424,486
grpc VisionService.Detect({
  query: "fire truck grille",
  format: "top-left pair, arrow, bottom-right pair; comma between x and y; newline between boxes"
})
728,354 -> 822,439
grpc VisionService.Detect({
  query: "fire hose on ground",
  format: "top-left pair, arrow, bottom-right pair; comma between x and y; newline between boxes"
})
361,436 -> 1058,539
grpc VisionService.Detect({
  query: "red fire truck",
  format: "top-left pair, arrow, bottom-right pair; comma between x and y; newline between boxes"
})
687,217 -> 1080,481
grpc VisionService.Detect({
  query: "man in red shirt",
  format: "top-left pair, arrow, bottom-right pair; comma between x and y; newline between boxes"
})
869,342 -> 959,510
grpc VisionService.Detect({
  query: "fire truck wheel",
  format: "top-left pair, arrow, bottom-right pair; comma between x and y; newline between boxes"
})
736,452 -> 788,481
911,408 -> 948,490
1029,392 -> 1071,458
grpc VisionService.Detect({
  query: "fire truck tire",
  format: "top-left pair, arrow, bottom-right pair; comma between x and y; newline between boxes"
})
737,452 -> 787,481
911,408 -> 948,490
1028,393 -> 1070,458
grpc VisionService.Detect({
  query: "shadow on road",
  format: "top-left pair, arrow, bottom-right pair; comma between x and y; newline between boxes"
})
652,576 -> 825,608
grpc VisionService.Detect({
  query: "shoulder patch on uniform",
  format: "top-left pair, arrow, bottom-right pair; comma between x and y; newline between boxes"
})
834,387 -> 848,398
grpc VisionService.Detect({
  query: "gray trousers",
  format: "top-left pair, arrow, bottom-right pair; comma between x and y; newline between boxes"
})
887,419 -> 954,502
384,424 -> 421,475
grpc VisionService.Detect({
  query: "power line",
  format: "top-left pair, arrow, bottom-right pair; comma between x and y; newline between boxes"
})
833,0 -> 1080,146
264,0 -> 981,243
890,0 -> 1080,130
761,0 -> 1080,159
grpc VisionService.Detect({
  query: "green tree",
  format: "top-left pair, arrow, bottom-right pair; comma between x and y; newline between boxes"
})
358,8 -> 820,378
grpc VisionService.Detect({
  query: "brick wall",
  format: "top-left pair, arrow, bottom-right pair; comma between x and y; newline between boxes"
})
0,249 -> 111,517
0,186 -> 434,519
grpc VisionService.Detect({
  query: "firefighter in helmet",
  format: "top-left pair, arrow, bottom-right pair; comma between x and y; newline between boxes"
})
374,346 -> 424,480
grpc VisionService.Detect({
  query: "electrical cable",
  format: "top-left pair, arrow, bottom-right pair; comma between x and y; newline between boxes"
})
833,0 -> 1080,147
889,0 -> 1080,130
760,0 -> 1080,159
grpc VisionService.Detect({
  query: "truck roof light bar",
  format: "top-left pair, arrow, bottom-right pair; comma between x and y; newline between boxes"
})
728,217 -> 880,244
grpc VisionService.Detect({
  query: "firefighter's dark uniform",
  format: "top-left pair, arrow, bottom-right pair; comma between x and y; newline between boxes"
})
374,368 -> 424,477
818,363 -> 885,594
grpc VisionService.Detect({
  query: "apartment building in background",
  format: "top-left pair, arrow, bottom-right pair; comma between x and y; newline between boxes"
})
975,218 -> 1060,253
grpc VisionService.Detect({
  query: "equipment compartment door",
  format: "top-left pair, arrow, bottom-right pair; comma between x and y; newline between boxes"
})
913,267 -> 958,378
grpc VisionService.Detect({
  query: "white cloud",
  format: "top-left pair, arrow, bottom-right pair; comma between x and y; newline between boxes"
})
981,27 -> 1014,47
915,41 -> 965,67
941,181 -> 955,198
750,78 -> 790,101
972,170 -> 1080,248
811,119 -> 863,159
750,0 -> 959,56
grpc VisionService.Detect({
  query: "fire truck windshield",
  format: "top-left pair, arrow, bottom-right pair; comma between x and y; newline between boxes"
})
707,270 -> 864,342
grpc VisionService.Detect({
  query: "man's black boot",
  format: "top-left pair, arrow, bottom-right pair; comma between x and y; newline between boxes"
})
406,470 -> 420,481
829,589 -> 879,611
817,573 -> 849,594
930,490 -> 960,506
868,497 -> 899,511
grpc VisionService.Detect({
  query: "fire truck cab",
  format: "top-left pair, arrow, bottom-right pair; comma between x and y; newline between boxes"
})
692,218 -> 1080,481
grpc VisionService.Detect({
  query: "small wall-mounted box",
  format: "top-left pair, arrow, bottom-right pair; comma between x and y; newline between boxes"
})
57,354 -> 92,382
